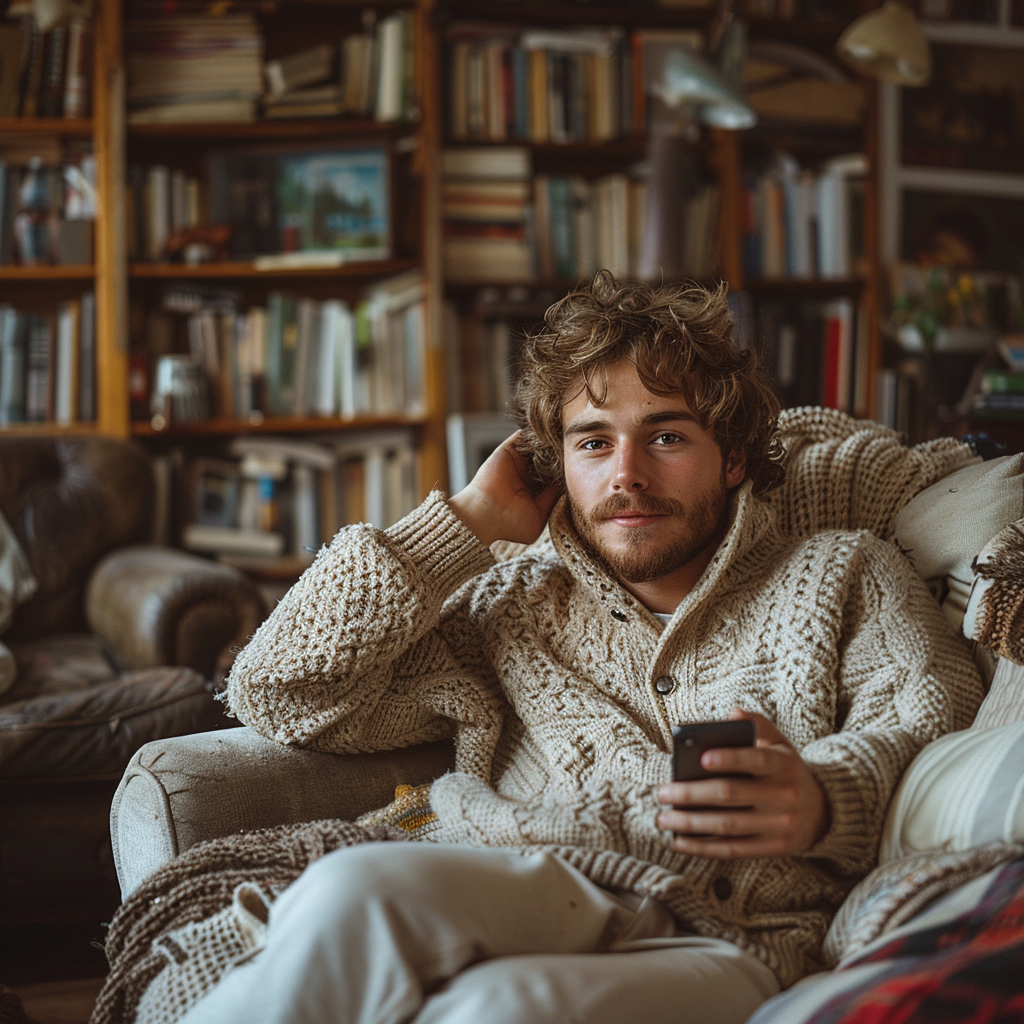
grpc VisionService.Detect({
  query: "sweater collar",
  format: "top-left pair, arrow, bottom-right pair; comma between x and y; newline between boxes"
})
548,481 -> 775,625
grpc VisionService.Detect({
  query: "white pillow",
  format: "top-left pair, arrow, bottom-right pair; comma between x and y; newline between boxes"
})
894,454 -> 1024,586
879,719 -> 1024,864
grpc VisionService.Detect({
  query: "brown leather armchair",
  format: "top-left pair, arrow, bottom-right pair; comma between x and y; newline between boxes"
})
0,435 -> 268,926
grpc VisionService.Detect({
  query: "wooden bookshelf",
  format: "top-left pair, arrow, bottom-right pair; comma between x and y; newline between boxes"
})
0,117 -> 94,137
129,258 -> 420,280
132,412 -> 430,437
127,118 -> 411,140
0,266 -> 95,280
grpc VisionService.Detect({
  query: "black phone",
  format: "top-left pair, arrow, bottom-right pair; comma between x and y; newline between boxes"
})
672,720 -> 755,782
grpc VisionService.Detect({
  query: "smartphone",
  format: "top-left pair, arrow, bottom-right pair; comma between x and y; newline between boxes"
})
672,720 -> 755,782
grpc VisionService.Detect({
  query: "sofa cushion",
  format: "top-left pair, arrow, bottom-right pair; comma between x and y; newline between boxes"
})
878,720 -> 1024,865
0,666 -> 229,780
893,454 -> 1024,629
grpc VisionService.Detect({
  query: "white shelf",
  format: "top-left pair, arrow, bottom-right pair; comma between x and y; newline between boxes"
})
923,20 -> 1024,46
897,166 -> 1024,199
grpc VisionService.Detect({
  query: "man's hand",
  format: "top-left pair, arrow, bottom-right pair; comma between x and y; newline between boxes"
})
448,431 -> 562,549
655,709 -> 830,858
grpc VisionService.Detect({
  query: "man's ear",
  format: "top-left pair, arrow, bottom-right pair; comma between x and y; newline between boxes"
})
724,451 -> 746,489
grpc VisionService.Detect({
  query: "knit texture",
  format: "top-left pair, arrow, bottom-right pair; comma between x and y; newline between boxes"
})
974,519 -> 1024,665
91,820 -> 405,1024
217,409 -> 983,988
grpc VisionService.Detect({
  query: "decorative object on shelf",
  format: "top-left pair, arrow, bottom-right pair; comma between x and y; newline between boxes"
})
207,144 -> 391,263
835,0 -> 931,87
889,263 -> 1006,353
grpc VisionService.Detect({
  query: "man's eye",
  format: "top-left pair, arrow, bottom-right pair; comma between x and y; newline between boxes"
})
653,433 -> 681,445
580,439 -> 607,451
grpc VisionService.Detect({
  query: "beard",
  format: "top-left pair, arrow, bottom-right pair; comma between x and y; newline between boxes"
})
568,477 -> 730,585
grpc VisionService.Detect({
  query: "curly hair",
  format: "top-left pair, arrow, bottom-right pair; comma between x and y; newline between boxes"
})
510,271 -> 785,495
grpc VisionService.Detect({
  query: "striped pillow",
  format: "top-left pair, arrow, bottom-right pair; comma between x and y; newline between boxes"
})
880,720 -> 1024,864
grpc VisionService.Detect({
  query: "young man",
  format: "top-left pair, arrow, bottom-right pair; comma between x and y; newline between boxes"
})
182,274 -> 982,1024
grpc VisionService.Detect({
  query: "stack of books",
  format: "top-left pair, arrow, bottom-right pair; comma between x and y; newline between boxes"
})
143,271 -> 426,424
126,14 -> 263,124
441,147 -> 534,283
261,12 -> 416,122
175,428 -> 420,560
446,25 -> 631,143
0,293 -> 96,426
0,12 -> 91,118
740,152 -> 867,281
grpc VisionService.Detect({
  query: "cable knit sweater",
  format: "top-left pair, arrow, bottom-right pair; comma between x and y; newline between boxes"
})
226,410 -> 985,987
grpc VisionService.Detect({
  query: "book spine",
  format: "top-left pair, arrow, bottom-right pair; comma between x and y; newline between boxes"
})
62,18 -> 88,117
78,290 -> 95,420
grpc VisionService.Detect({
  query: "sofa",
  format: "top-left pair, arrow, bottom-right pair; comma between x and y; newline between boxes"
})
100,415 -> 1024,1023
0,436 -> 267,926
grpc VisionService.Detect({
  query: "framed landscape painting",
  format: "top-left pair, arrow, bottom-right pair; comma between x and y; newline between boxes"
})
275,146 -> 391,259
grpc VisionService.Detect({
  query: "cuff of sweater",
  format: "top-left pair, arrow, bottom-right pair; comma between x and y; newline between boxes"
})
385,490 -> 495,596
801,758 -> 875,872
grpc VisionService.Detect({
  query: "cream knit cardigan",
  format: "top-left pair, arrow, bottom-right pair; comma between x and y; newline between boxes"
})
226,410 -> 985,987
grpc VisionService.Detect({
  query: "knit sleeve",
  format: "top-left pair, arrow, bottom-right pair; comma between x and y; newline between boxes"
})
224,491 -> 501,754
798,533 -> 984,875
773,408 -> 977,540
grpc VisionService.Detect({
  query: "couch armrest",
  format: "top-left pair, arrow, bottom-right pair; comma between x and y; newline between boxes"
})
85,545 -> 268,678
110,727 -> 456,898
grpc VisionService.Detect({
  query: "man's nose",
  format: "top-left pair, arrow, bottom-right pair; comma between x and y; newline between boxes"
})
611,444 -> 649,491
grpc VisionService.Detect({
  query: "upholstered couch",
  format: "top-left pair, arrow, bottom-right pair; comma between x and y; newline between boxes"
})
105,419 -> 1024,1023
0,436 -> 267,925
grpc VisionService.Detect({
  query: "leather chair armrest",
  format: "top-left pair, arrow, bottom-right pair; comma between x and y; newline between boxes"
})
110,727 -> 456,898
85,546 -> 268,678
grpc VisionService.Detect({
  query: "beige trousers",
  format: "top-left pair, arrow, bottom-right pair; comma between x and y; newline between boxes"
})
179,843 -> 779,1024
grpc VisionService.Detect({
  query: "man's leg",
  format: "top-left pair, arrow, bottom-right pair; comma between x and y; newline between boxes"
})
177,842 -> 687,1024
416,938 -> 780,1024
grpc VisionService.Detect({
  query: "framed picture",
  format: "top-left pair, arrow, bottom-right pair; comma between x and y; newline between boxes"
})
209,144 -> 392,262
446,412 -> 517,493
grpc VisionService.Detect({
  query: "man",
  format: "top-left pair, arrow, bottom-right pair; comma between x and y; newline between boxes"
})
182,273 -> 982,1024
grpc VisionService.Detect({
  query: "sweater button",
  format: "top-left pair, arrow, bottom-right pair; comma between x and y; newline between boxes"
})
654,675 -> 675,695
611,609 -> 628,622
713,876 -> 732,901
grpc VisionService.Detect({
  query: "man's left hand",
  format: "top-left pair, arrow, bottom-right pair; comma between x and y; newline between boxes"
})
655,709 -> 830,858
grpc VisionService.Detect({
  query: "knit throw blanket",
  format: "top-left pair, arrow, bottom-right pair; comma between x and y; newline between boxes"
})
89,818 -> 409,1024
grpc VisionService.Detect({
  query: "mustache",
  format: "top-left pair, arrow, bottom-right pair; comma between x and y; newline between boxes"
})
589,494 -> 686,519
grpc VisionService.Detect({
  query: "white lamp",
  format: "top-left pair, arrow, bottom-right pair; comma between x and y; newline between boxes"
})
836,1 -> 932,87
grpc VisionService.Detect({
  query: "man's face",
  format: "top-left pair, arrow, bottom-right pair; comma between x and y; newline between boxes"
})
561,360 -> 745,592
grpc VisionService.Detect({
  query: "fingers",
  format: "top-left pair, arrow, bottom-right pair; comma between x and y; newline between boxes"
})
728,708 -> 790,749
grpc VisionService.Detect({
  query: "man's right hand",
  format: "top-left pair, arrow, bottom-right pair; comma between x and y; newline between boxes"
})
448,431 -> 562,549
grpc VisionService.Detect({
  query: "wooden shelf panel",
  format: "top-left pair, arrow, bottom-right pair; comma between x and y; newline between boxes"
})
0,422 -> 98,435
132,413 -> 429,437
129,258 -> 419,280
745,277 -> 867,299
436,1 -> 709,28
0,265 -> 95,280
443,137 -> 645,156
0,117 -> 93,136
128,118 -> 415,140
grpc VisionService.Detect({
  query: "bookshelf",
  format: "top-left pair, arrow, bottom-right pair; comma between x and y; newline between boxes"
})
877,12 -> 1024,448
434,1 -> 883,427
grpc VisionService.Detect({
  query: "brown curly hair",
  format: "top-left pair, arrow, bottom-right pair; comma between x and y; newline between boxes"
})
511,271 -> 785,495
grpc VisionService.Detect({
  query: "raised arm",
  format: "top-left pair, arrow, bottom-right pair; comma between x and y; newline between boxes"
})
226,434 -> 560,756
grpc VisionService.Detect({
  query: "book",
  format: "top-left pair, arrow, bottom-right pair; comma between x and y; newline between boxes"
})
24,312 -> 53,422
61,17 -> 88,117
78,290 -> 94,420
53,299 -> 79,424
0,22 -> 27,117
0,306 -> 26,425
263,43 -> 334,99
38,23 -> 66,117
183,523 -> 285,557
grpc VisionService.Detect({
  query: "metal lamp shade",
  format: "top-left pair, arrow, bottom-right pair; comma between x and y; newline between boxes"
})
654,48 -> 758,130
836,1 -> 932,87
